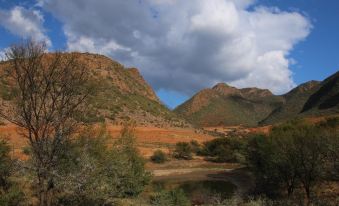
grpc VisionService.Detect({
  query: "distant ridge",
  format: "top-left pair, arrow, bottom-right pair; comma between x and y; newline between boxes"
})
174,83 -> 283,126
260,80 -> 321,125
176,71 -> 339,127
302,71 -> 339,113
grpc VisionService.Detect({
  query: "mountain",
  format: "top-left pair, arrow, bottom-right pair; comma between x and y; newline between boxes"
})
260,81 -> 321,125
0,53 -> 188,127
301,71 -> 339,114
174,83 -> 284,127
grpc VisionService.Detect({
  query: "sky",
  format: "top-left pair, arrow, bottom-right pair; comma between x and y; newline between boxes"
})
0,0 -> 338,109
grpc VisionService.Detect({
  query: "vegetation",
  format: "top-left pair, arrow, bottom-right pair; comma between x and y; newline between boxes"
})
246,119 -> 339,202
173,142 -> 193,160
199,137 -> 246,163
56,123 -> 151,205
0,41 -> 90,206
150,150 -> 168,164
0,138 -> 24,205
150,189 -> 190,206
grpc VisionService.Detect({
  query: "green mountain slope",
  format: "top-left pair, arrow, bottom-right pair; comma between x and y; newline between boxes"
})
260,81 -> 321,125
301,71 -> 339,115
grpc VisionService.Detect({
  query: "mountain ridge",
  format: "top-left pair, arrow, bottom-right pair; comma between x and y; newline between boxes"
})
0,52 -> 189,128
175,72 -> 339,127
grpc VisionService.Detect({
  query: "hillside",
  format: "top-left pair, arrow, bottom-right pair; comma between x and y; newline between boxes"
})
301,71 -> 339,114
0,53 -> 188,127
260,80 -> 321,125
174,83 -> 284,127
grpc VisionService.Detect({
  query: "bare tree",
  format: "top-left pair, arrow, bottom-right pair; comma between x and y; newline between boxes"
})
0,41 -> 89,206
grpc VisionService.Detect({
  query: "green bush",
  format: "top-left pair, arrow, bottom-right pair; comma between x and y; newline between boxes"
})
0,185 -> 25,206
200,137 -> 247,163
173,142 -> 193,160
150,189 -> 190,206
190,140 -> 203,154
0,138 -> 25,205
151,150 -> 167,164
56,124 -> 151,204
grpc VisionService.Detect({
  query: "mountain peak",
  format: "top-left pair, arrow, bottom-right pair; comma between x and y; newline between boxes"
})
212,83 -> 240,96
240,87 -> 273,98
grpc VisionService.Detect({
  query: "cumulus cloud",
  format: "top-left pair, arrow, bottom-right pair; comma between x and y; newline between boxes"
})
40,0 -> 311,95
0,6 -> 51,46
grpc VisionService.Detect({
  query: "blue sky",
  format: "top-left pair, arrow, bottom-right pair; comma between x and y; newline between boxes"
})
0,0 -> 338,109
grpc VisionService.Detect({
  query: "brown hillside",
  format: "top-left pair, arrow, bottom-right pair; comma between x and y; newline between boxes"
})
0,52 -> 188,128
175,83 -> 284,127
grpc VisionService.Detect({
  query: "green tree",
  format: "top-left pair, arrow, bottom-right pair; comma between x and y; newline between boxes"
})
246,120 -> 337,201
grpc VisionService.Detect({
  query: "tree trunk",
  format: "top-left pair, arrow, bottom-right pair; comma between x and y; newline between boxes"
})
38,176 -> 53,206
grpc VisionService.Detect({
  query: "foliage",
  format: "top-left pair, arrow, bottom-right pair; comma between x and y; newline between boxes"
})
0,185 -> 25,206
1,41 -> 90,206
246,120 -> 339,200
200,137 -> 247,163
189,140 -> 203,154
0,138 -> 24,206
56,123 -> 151,205
150,150 -> 168,164
0,139 -> 11,189
150,189 -> 190,206
173,142 -> 193,160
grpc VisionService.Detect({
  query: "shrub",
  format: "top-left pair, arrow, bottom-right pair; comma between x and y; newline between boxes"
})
173,142 -> 193,160
150,189 -> 190,206
56,123 -> 151,204
190,140 -> 203,154
0,139 -> 11,189
151,150 -> 167,164
200,137 -> 247,163
0,185 -> 25,206
0,138 -> 25,205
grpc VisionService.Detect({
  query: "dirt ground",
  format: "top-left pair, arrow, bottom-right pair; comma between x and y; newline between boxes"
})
0,123 -> 215,159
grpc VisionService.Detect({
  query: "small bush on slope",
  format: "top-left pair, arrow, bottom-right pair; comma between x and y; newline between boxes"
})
173,142 -> 193,160
150,150 -> 167,164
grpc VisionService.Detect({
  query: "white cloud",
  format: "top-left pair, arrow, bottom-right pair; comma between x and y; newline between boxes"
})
40,0 -> 311,95
0,49 -> 6,61
0,6 -> 51,47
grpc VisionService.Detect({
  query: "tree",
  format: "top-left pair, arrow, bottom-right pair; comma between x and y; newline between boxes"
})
246,120 -> 335,201
0,41 -> 90,206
